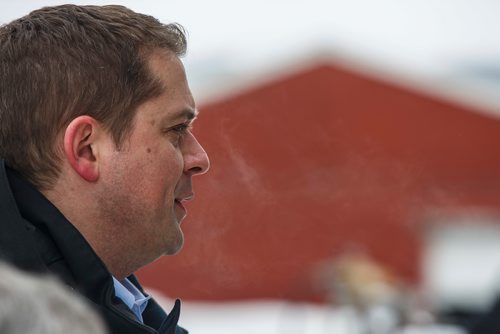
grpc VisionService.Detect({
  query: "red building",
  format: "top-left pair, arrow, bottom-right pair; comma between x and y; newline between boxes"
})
138,58 -> 500,302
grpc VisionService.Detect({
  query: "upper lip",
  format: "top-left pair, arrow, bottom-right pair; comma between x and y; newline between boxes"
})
175,193 -> 194,202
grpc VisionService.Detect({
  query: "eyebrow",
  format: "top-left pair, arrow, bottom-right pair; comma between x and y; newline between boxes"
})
164,108 -> 198,124
185,108 -> 199,121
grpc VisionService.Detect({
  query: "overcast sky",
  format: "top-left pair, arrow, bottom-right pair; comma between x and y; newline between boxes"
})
1,1 -> 499,108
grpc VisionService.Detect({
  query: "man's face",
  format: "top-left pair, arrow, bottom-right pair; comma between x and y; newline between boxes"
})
97,51 -> 209,263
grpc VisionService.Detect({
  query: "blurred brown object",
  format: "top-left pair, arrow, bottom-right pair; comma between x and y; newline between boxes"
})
315,251 -> 402,310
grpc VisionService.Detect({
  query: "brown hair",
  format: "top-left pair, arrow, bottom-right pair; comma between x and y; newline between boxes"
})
0,5 -> 187,189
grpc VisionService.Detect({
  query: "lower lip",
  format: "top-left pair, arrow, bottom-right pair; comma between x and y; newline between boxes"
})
175,200 -> 187,218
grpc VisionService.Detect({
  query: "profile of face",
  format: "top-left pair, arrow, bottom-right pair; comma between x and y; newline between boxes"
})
96,50 -> 209,262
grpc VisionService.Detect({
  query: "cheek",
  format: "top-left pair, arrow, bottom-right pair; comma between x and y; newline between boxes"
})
143,147 -> 184,186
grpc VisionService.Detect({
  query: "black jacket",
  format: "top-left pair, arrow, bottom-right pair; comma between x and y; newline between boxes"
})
0,160 -> 187,334
468,296 -> 500,334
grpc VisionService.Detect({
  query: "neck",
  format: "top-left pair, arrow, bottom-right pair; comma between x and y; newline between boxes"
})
42,183 -> 144,280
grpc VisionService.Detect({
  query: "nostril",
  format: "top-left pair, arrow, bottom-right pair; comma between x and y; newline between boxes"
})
189,166 -> 203,174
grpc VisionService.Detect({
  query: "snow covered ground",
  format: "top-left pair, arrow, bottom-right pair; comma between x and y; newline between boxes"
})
152,295 -> 466,334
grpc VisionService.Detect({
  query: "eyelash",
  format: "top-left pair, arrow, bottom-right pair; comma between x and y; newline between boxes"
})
171,123 -> 192,135
164,123 -> 193,146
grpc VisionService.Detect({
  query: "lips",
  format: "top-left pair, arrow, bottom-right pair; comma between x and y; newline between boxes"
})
174,199 -> 186,220
175,199 -> 186,210
174,193 -> 193,220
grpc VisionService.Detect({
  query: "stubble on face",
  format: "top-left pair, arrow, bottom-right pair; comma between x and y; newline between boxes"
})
92,52 -> 195,275
95,145 -> 185,265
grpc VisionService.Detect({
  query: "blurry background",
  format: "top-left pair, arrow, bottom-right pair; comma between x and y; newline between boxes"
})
2,1 -> 500,333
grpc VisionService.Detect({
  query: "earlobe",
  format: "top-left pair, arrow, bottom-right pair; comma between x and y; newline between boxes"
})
63,116 -> 100,182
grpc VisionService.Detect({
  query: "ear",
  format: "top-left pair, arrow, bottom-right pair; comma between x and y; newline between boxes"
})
63,116 -> 101,182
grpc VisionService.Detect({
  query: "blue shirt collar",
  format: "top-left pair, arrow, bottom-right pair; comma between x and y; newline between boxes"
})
112,277 -> 151,323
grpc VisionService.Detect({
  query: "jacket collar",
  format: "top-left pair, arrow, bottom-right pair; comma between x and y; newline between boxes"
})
0,160 -> 46,271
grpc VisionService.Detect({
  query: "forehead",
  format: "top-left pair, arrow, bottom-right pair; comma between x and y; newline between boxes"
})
147,49 -> 186,82
140,50 -> 196,122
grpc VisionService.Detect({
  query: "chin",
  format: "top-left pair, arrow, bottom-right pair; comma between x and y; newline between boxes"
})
162,233 -> 184,256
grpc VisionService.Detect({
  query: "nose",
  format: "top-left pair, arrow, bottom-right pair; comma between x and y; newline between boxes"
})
182,132 -> 210,176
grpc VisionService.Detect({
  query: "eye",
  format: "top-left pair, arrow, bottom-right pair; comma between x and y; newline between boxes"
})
165,122 -> 193,146
172,123 -> 192,135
